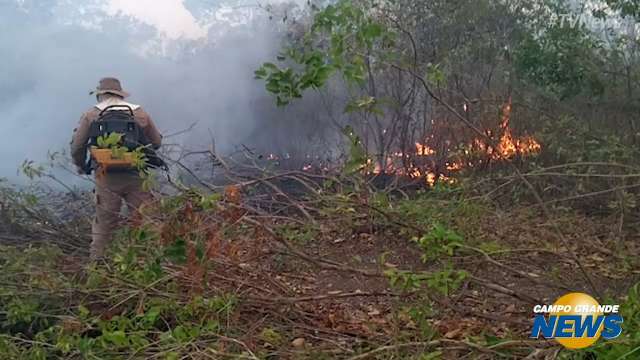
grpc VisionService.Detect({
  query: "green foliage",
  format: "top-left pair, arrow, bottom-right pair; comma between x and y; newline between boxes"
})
385,267 -> 467,296
276,223 -> 317,245
425,63 -> 446,86
404,304 -> 438,341
0,232 -> 241,359
96,132 -> 123,149
199,193 -> 222,210
423,266 -> 467,297
344,96 -> 382,115
342,125 -> 368,174
164,237 -> 187,264
413,224 -> 463,263
514,16 -> 604,99
93,132 -> 152,188
0,214 -> 237,358
256,0 -> 393,107
601,0 -> 640,20
254,61 -> 312,106
5,298 -> 41,327
95,132 -> 149,170
537,115 -> 639,213
383,192 -> 471,298
392,189 -> 486,237
541,116 -> 638,164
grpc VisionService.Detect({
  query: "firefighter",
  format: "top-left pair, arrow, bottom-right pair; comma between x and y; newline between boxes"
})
70,77 -> 162,260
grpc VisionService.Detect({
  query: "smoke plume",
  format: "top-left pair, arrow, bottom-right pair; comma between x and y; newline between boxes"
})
0,0 -> 338,184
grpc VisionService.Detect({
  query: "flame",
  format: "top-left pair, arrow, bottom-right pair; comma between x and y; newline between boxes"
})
426,172 -> 437,186
415,142 -> 436,156
446,162 -> 463,171
402,99 -> 540,185
490,98 -> 541,159
442,97 -> 541,164
298,98 -> 541,187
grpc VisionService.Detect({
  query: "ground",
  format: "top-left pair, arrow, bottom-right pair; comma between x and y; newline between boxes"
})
0,176 -> 639,359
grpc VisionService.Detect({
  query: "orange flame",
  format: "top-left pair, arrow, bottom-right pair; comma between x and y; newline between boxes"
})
492,98 -> 541,159
302,98 -> 541,187
415,142 -> 436,156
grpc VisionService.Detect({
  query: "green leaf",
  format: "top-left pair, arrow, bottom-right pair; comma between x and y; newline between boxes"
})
254,68 -> 267,79
103,330 -> 128,347
262,62 -> 279,71
164,238 -> 187,264
342,125 -> 367,173
78,304 -> 90,319
143,306 -> 161,324
363,22 -> 383,39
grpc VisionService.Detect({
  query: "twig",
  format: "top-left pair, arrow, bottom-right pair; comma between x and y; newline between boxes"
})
247,290 -> 395,304
389,62 -> 603,299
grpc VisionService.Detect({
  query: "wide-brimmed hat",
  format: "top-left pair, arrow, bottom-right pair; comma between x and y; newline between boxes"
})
90,77 -> 130,98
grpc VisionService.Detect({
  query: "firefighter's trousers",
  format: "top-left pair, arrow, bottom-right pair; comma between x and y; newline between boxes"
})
91,172 -> 152,259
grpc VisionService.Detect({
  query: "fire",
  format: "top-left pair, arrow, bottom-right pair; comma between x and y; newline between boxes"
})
415,142 -> 435,156
368,98 -> 541,186
493,98 -> 541,158
426,172 -> 437,186
292,98 -> 541,187
446,162 -> 463,171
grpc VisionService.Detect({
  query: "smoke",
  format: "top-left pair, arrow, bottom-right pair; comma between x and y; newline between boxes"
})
0,0 -> 339,184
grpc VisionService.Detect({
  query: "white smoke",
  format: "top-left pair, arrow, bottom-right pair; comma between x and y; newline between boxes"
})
0,0 -> 334,184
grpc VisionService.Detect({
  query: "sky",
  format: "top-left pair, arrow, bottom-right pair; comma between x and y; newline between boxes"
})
0,0 -> 327,184
103,0 -> 209,40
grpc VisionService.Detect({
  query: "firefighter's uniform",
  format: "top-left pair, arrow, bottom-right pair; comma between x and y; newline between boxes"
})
70,78 -> 162,259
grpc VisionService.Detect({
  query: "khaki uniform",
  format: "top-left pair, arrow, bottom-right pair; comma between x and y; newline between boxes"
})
70,97 -> 162,259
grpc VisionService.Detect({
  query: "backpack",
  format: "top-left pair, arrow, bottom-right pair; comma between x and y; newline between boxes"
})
83,105 -> 165,174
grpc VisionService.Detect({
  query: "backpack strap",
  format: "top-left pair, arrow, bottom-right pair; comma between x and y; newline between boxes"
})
94,98 -> 141,112
98,104 -> 134,117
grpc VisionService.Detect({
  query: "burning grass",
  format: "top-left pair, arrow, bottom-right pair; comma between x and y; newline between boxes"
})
356,98 -> 542,187
254,99 -> 542,189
